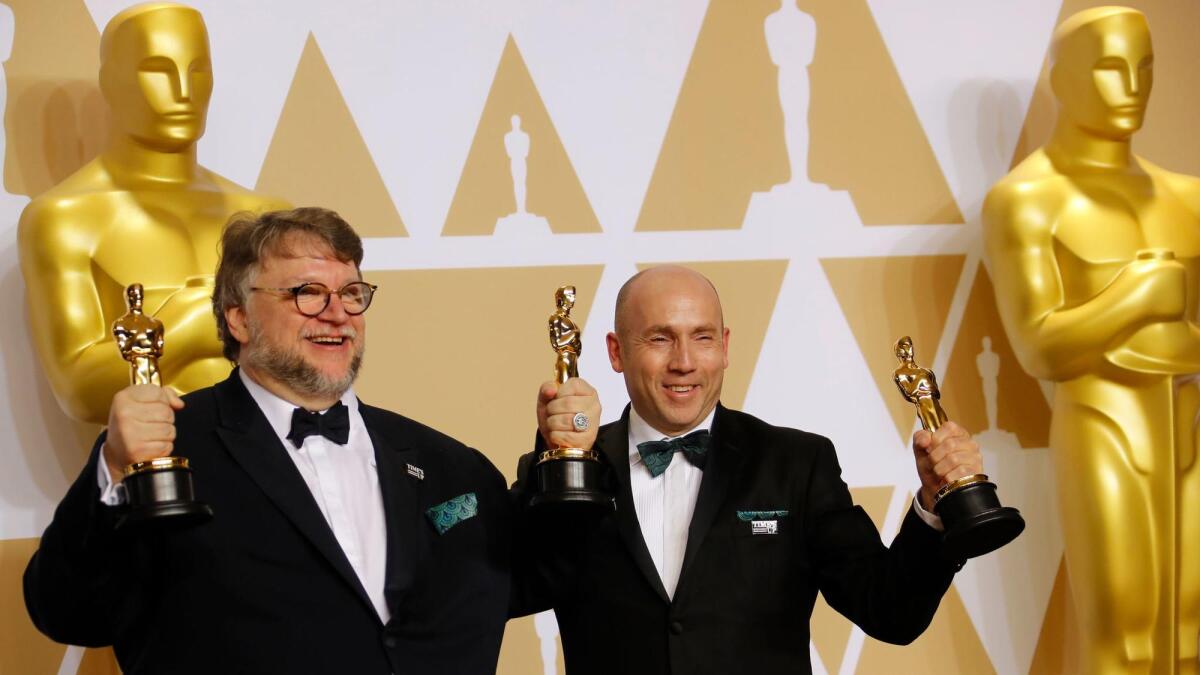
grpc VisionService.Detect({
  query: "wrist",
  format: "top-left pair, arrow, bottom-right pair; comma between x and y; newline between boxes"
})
918,486 -> 937,512
102,445 -> 126,485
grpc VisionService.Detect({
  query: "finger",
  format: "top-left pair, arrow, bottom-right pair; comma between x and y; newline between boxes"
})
935,464 -> 978,484
132,422 -> 178,445
128,440 -> 175,462
932,421 -> 969,444
925,436 -> 979,465
127,383 -> 166,402
129,398 -> 177,423
557,377 -> 597,397
911,429 -> 933,452
547,430 -> 591,450
547,411 -> 595,433
932,453 -> 982,483
544,413 -> 574,433
538,381 -> 558,406
165,387 -> 186,410
544,395 -> 598,416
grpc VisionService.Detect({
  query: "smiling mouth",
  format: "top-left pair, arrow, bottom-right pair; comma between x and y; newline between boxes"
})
666,385 -> 698,393
307,336 -> 347,346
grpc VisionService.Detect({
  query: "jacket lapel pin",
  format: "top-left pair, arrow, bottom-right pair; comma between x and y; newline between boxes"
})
737,509 -> 789,536
406,463 -> 425,480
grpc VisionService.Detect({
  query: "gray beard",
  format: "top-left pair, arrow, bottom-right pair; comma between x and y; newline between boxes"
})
242,322 -> 364,401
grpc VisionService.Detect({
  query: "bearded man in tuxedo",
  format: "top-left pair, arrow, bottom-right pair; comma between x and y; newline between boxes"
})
25,208 -> 577,674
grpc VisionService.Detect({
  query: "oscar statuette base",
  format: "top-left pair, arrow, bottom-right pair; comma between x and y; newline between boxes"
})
530,449 -> 614,511
117,457 -> 214,530
934,474 -> 1025,561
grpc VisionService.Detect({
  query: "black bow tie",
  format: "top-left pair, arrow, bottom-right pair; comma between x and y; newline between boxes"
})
636,429 -> 712,477
287,401 -> 350,448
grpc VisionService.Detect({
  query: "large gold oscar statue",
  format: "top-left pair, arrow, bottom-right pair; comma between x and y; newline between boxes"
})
983,8 -> 1200,673
16,2 -> 289,425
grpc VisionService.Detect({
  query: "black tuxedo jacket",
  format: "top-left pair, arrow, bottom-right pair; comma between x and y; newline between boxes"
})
25,371 -> 513,675
513,404 -> 960,675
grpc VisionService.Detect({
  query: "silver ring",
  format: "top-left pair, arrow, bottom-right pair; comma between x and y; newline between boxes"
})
572,412 -> 589,432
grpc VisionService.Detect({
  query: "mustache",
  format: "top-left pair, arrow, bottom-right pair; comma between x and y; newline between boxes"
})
301,327 -> 358,339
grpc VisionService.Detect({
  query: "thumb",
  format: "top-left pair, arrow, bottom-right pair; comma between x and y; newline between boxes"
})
911,429 -> 933,453
538,381 -> 558,405
165,386 -> 186,410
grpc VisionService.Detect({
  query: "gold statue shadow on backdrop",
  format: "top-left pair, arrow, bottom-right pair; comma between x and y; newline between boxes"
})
635,0 -> 962,231
983,7 -> 1200,673
2,0 -> 105,197
442,35 -> 601,236
17,2 -> 290,425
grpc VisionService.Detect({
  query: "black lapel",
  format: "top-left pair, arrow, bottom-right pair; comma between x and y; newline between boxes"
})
676,404 -> 744,595
359,403 -> 427,617
598,406 -> 671,604
213,370 -> 377,619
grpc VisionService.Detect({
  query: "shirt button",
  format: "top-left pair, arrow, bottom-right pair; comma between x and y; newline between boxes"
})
669,621 -> 683,635
383,636 -> 397,648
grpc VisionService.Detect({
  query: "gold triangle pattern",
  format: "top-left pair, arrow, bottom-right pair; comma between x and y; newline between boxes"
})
2,0 -> 104,197
635,0 -> 963,231
442,35 -> 601,236
942,265 -> 1051,448
820,255 -> 965,444
497,615 -> 565,675
257,33 -> 406,237
354,265 -> 604,484
1,537 -> 69,673
1028,556 -> 1079,675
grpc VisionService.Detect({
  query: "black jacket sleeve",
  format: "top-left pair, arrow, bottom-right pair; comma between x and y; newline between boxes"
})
23,434 -> 145,647
805,437 -> 960,645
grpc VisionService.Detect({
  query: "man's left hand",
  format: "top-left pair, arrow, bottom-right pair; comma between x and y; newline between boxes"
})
911,421 -> 983,512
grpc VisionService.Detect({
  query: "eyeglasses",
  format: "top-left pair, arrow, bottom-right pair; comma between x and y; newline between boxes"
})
250,281 -> 378,317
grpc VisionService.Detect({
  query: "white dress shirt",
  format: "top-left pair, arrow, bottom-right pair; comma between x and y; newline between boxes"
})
625,407 -> 943,601
99,371 -> 391,623
627,407 -> 713,599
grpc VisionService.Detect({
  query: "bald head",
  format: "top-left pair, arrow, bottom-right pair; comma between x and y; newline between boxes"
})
607,265 -> 730,436
614,266 -> 723,337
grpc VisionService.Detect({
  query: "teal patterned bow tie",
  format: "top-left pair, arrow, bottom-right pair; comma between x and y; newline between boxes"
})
636,429 -> 712,477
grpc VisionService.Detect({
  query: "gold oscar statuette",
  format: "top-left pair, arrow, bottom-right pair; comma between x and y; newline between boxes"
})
17,3 -> 290,427
112,283 -> 213,529
530,286 -> 612,509
892,336 -> 1023,560
982,8 -> 1200,670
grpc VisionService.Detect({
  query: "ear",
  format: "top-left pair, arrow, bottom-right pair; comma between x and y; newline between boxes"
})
225,306 -> 250,346
606,332 -> 624,373
721,327 -> 731,369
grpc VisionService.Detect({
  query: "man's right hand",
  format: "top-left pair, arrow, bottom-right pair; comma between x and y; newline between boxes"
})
103,384 -> 185,482
536,378 -> 601,452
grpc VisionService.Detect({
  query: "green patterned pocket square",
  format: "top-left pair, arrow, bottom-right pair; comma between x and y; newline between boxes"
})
426,492 -> 478,534
736,509 -> 790,522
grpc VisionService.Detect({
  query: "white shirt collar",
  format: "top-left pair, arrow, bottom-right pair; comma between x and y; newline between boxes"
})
627,405 -> 717,464
238,368 -> 360,445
